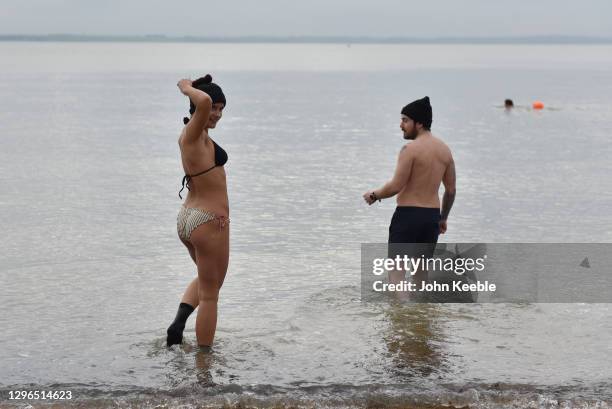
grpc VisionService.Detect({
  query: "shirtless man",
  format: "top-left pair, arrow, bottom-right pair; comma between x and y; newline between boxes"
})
363,96 -> 456,284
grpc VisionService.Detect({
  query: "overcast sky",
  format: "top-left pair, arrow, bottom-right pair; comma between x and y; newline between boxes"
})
2,0 -> 611,38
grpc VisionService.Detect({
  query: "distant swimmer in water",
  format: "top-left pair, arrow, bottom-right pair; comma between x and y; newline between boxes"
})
363,96 -> 456,287
499,99 -> 558,111
166,74 -> 230,350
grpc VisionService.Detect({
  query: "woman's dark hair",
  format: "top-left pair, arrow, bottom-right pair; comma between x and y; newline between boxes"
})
183,74 -> 226,124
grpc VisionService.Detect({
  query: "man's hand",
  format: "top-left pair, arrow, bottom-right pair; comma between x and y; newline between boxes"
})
363,191 -> 377,205
439,219 -> 448,234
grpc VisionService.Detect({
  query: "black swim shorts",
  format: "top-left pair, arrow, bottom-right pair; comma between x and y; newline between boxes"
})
388,206 -> 441,258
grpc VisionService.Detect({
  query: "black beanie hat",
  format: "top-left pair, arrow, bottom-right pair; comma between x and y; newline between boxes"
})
185,74 -> 226,123
401,96 -> 432,129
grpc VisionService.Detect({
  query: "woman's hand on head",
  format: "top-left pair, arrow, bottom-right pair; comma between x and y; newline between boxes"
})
177,79 -> 193,95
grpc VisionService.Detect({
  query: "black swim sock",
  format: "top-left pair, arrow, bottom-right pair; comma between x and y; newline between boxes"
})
166,302 -> 195,346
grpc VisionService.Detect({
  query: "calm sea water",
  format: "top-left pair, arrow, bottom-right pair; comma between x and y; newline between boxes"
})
1,42 -> 612,408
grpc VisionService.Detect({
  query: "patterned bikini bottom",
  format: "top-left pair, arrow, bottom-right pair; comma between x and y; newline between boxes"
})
176,206 -> 229,242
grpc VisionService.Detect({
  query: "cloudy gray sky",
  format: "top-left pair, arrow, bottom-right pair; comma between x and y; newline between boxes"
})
2,0 -> 611,38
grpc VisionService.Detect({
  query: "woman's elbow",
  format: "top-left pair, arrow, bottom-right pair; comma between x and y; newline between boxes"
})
194,93 -> 212,108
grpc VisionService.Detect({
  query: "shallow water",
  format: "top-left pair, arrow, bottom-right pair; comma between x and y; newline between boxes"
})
1,42 -> 612,408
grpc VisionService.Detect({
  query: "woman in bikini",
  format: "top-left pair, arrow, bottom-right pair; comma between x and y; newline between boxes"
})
166,74 -> 229,349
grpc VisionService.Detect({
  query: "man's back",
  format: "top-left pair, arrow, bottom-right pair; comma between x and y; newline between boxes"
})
397,134 -> 453,208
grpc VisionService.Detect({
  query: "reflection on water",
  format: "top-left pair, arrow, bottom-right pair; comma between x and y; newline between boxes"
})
383,303 -> 446,378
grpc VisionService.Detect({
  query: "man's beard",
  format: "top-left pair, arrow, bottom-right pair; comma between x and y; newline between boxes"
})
403,129 -> 417,140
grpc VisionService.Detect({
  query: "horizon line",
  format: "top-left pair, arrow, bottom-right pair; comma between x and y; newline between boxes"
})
1,34 -> 612,44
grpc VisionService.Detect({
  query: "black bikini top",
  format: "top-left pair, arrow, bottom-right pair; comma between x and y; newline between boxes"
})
179,139 -> 228,199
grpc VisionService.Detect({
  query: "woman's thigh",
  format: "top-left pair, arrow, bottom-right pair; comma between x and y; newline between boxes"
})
180,238 -> 197,263
190,221 -> 230,286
